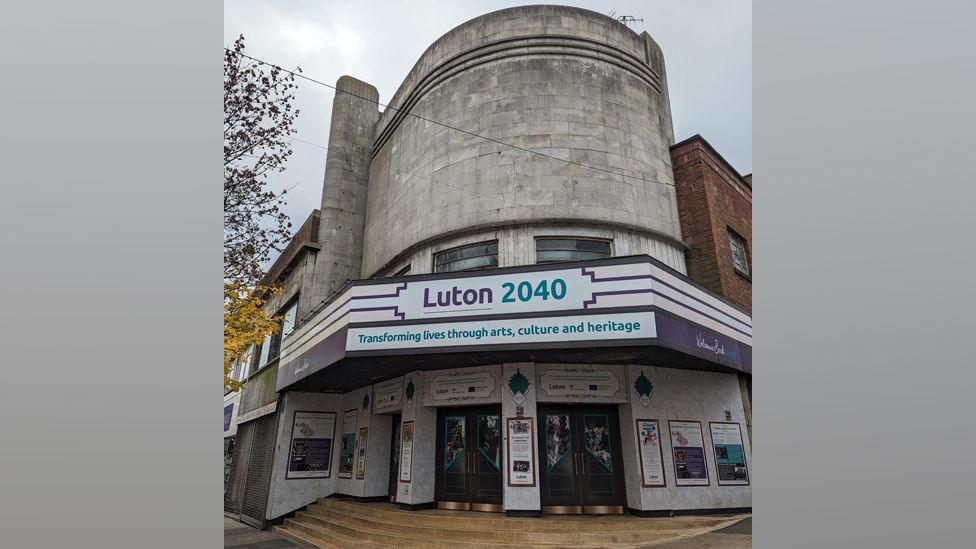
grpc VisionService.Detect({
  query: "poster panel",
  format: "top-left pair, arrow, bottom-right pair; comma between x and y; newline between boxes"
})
709,422 -> 750,485
477,414 -> 501,472
286,411 -> 336,479
399,420 -> 414,482
355,427 -> 369,479
669,420 -> 709,486
373,378 -> 403,413
338,409 -> 357,478
506,417 -> 536,486
444,415 -> 466,470
636,419 -> 666,487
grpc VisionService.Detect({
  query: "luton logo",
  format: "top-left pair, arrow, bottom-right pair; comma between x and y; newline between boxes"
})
634,371 -> 654,407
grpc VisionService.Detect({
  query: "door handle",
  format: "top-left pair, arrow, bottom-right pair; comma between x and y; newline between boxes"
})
580,452 -> 586,476
573,452 -> 578,477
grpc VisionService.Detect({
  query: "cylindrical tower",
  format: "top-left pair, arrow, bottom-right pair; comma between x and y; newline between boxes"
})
362,5 -> 685,277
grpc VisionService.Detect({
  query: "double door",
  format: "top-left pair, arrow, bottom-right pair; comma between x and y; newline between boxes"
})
538,405 -> 626,514
434,405 -> 503,512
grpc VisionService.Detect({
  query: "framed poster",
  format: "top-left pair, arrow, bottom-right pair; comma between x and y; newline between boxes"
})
338,409 -> 357,478
709,422 -> 750,486
506,417 -> 536,487
355,427 -> 369,479
635,419 -> 666,487
668,420 -> 709,486
286,411 -> 336,479
399,420 -> 414,482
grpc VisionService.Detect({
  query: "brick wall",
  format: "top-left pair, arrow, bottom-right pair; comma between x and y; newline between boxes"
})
671,135 -> 752,312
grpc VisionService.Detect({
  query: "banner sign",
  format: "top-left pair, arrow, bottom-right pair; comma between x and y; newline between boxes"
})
506,417 -> 536,487
636,419 -> 666,487
348,312 -> 654,352
277,257 -> 752,391
399,421 -> 414,482
286,411 -> 336,479
669,420 -> 709,486
223,403 -> 234,433
710,422 -> 749,485
373,377 -> 403,413
338,409 -> 357,479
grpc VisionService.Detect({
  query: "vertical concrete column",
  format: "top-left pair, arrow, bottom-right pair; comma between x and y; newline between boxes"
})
501,363 -> 541,513
396,371 -> 436,506
363,410 -> 392,498
310,76 -> 380,306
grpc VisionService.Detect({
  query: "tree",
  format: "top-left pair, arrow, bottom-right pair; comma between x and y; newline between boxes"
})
223,35 -> 301,391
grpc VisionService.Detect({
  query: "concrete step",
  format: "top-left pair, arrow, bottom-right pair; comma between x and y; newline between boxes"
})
290,498 -> 749,548
315,497 -> 734,532
302,505 -> 715,545
272,524 -> 339,548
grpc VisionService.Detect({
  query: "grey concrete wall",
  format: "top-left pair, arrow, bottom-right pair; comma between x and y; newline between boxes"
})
266,391 -> 342,520
620,365 -> 752,511
362,5 -> 683,277
374,223 -> 687,277
396,370 -> 436,505
311,76 -> 379,302
501,363 -> 541,512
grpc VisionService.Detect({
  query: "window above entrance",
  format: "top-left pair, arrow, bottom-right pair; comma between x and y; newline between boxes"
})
536,238 -> 612,264
434,241 -> 498,273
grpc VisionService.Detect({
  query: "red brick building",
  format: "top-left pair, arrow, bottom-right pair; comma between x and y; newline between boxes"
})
671,134 -> 752,313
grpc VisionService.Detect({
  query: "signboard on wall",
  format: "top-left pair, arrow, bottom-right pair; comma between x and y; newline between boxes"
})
636,419 -> 666,487
506,417 -> 536,487
286,411 -> 336,479
669,420 -> 709,486
223,402 -> 234,433
710,422 -> 749,485
539,366 -> 623,401
424,368 -> 497,405
399,420 -> 414,482
338,409 -> 357,479
373,378 -> 403,413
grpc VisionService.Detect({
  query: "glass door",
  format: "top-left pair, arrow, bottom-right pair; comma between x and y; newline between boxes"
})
538,405 -> 626,514
435,406 -> 503,511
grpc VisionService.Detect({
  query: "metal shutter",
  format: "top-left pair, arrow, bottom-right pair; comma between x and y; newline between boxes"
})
240,413 -> 278,528
224,427 -> 251,515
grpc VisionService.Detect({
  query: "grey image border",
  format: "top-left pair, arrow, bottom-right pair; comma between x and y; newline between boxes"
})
1,1 -> 975,548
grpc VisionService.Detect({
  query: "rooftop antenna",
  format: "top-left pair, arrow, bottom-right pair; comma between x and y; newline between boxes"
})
616,15 -> 644,27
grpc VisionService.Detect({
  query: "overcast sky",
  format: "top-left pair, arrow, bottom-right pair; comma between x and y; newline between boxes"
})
224,0 -> 752,266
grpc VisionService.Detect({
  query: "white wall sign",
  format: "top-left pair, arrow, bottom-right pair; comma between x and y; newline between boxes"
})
636,419 -> 666,487
399,420 -> 414,482
539,366 -> 622,401
347,312 -> 655,352
373,378 -> 403,413
365,265 -> 653,321
425,368 -> 497,405
506,417 -> 536,487
669,420 -> 709,486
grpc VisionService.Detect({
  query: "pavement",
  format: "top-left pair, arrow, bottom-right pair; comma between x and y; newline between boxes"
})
654,517 -> 752,548
224,516 -> 297,548
223,514 -> 751,548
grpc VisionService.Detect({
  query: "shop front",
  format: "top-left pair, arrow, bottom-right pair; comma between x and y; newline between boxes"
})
267,255 -> 751,518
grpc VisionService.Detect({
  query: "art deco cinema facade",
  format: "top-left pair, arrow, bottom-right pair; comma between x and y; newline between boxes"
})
225,5 -> 752,526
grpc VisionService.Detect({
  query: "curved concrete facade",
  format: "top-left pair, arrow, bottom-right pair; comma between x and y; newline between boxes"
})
361,5 -> 684,277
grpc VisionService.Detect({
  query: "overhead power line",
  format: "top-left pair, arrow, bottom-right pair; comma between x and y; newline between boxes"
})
230,50 -> 674,188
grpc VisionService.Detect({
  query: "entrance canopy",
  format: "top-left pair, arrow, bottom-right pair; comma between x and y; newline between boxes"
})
276,255 -> 752,393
